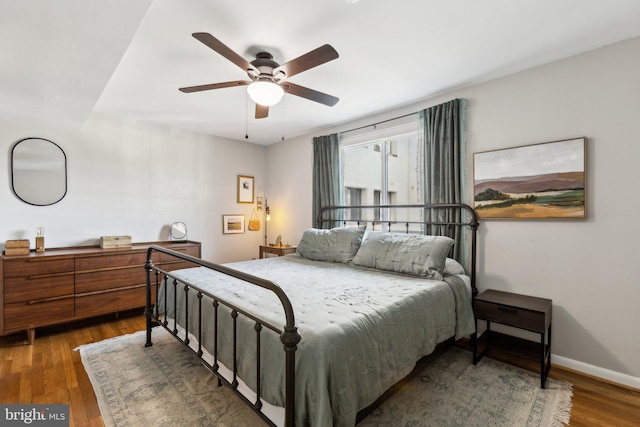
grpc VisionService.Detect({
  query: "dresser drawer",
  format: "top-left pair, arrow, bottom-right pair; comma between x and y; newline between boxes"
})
4,298 -> 74,331
3,257 -> 74,278
158,246 -> 200,271
161,260 -> 200,272
75,285 -> 151,318
75,266 -> 147,293
75,252 -> 147,272
4,274 -> 74,304
158,246 -> 200,262
474,300 -> 546,332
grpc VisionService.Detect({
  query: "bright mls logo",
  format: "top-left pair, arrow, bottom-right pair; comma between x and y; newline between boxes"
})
1,405 -> 68,426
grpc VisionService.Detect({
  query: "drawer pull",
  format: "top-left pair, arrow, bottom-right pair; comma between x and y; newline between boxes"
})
27,256 -> 74,262
27,295 -> 75,305
27,271 -> 74,280
497,306 -> 517,314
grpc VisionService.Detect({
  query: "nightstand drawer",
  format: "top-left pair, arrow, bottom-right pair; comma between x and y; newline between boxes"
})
474,300 -> 546,332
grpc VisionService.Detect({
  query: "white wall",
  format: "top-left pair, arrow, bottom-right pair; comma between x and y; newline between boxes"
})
267,36 -> 640,387
0,113 -> 267,263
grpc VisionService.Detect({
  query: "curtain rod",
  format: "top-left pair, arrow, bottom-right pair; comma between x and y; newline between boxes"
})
340,111 -> 419,135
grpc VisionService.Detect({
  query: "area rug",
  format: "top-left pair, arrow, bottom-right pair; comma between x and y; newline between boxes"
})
78,328 -> 572,427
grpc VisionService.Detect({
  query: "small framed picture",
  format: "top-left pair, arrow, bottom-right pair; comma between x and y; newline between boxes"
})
237,175 -> 254,204
222,214 -> 245,234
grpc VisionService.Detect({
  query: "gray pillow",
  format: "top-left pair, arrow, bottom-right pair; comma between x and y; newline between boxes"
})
351,231 -> 454,279
296,226 -> 366,263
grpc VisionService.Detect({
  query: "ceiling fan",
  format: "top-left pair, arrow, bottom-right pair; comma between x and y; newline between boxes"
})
179,33 -> 340,119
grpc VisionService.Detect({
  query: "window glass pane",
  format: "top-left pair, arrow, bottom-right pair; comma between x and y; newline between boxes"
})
387,134 -> 423,232
345,187 -> 362,221
343,143 -> 382,223
343,127 -> 423,231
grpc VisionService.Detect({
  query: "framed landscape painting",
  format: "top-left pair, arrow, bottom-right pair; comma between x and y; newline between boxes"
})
473,137 -> 586,219
222,214 -> 245,234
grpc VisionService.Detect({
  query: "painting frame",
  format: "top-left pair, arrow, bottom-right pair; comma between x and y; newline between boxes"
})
237,175 -> 254,204
473,137 -> 586,219
222,214 -> 245,234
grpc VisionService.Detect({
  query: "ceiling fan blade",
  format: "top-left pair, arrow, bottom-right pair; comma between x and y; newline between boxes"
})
179,80 -> 251,93
192,32 -> 258,74
273,44 -> 338,79
282,82 -> 339,107
255,104 -> 269,119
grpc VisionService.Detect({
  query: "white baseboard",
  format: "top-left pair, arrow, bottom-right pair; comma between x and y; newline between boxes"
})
552,354 -> 640,390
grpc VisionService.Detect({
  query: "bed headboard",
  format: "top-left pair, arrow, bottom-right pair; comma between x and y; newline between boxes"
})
317,203 -> 479,296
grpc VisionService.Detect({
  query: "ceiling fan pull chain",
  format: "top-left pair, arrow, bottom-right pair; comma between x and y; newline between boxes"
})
245,92 -> 249,139
281,98 -> 285,141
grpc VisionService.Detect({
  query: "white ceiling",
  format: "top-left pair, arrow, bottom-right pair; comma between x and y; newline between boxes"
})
3,0 -> 640,145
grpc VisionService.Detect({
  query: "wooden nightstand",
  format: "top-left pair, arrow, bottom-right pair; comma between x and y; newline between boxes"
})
259,245 -> 297,259
472,289 -> 552,388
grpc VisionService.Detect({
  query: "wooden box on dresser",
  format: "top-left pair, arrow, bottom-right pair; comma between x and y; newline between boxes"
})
0,240 -> 200,344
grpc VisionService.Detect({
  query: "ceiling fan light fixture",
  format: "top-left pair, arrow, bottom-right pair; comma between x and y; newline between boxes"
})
247,80 -> 284,107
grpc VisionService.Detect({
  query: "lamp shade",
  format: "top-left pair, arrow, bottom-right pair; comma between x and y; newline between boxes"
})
247,81 -> 284,107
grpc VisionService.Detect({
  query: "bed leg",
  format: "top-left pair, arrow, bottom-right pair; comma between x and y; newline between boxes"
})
144,255 -> 154,348
144,307 -> 153,347
281,327 -> 301,427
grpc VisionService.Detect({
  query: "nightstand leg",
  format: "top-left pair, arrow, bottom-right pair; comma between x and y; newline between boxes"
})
544,324 -> 552,388
472,319 -> 490,365
540,331 -> 546,388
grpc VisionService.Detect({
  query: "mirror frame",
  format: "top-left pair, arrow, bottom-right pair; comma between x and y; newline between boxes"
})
11,137 -> 68,206
170,222 -> 187,240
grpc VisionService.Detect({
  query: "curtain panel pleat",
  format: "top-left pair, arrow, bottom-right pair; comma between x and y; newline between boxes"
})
312,133 -> 343,228
420,98 -> 467,262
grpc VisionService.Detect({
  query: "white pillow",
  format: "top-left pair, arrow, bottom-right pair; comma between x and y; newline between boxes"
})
444,257 -> 466,275
352,231 -> 454,279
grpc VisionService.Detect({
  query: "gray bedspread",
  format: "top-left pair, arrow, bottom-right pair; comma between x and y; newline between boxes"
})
157,254 -> 475,427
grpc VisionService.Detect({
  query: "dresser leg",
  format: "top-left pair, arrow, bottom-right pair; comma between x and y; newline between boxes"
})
27,327 -> 35,345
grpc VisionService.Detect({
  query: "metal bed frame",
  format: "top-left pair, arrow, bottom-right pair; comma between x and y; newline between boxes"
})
144,203 -> 479,427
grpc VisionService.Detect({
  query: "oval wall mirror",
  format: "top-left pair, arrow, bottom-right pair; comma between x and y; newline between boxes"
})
11,137 -> 67,206
170,222 -> 187,240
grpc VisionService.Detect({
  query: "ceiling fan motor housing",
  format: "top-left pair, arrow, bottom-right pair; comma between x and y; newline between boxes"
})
249,52 -> 284,82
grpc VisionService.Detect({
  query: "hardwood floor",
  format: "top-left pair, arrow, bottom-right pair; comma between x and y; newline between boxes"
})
0,310 -> 146,427
1,311 -> 638,427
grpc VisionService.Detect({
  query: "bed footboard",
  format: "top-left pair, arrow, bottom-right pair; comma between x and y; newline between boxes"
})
144,246 -> 300,427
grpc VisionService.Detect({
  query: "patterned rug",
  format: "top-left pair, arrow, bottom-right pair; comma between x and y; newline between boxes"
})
78,328 -> 572,427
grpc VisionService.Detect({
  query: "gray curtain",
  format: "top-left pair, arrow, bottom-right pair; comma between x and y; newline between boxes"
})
312,133 -> 343,228
420,98 -> 467,261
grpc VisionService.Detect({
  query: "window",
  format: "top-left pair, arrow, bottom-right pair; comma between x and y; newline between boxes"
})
342,116 -> 423,230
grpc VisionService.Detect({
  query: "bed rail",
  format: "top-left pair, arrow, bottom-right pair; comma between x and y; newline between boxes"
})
144,246 -> 300,427
317,203 -> 479,296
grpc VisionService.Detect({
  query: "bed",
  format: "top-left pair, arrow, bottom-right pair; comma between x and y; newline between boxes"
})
144,203 -> 479,427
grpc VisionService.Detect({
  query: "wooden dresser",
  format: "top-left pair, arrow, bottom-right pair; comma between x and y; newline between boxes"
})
0,240 -> 200,343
